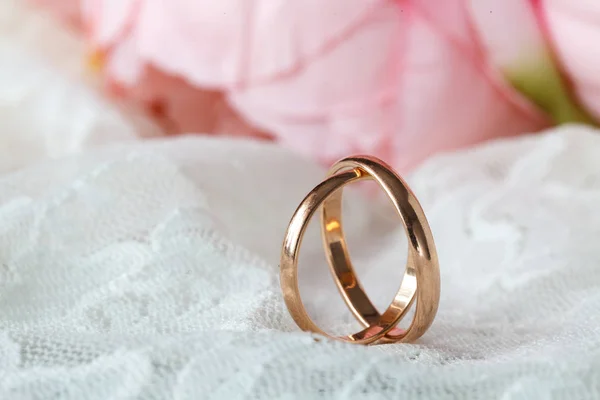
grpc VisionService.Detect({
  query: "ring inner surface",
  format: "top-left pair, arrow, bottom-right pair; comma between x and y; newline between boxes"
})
321,165 -> 418,340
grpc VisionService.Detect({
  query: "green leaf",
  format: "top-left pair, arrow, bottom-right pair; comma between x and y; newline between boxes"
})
504,54 -> 597,125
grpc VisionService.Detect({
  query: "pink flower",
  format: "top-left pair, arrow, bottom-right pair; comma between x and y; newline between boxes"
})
469,0 -> 598,124
35,0 -> 599,171
538,0 -> 600,121
29,0 -> 82,27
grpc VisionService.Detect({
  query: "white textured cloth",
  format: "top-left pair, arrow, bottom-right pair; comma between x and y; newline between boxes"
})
2,2 -> 600,399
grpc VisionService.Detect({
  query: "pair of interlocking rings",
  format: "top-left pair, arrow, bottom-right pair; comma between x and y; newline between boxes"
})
280,156 -> 440,345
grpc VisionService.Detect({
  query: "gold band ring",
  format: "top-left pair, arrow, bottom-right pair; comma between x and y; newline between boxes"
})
280,155 -> 440,345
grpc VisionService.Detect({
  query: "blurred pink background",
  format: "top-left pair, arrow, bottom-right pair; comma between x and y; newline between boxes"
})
33,0 -> 599,172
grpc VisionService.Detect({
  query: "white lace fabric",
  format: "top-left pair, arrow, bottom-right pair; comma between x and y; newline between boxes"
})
2,1 -> 600,399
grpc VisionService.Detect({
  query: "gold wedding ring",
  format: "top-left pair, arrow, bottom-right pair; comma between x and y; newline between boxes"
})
280,155 -> 440,345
